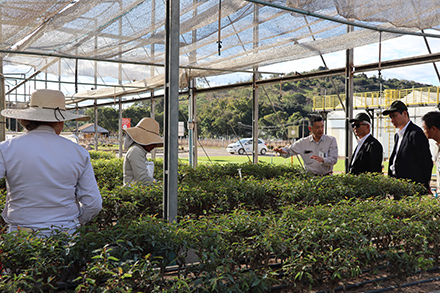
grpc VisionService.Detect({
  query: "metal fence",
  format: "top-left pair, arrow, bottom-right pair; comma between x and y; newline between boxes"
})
178,138 -> 291,149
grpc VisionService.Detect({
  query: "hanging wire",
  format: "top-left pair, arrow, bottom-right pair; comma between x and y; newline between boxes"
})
378,31 -> 382,81
178,107 -> 214,164
182,76 -> 253,164
378,31 -> 383,98
202,77 -> 253,162
421,29 -> 440,83
216,0 -> 222,56
263,82 -> 291,143
302,15 -> 345,112
261,84 -> 304,169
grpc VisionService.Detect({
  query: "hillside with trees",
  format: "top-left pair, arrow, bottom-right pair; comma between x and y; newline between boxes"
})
68,68 -> 431,140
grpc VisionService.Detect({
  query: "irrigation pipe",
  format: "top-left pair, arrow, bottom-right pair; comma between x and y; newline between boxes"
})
362,275 -> 440,293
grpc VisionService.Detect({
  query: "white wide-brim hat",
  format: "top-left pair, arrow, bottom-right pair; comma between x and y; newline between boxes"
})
123,117 -> 163,146
1,89 -> 90,122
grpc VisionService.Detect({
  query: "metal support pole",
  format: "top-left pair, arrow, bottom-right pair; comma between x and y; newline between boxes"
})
5,85 -> 9,132
75,59 -> 78,94
94,99 -> 98,151
321,111 -> 328,134
14,81 -> 18,131
366,109 -> 375,136
252,71 -> 259,164
163,0 -> 180,223
345,25 -> 354,173
22,74 -> 26,106
74,59 -> 79,135
150,0 -> 157,161
75,103 -> 79,136
118,0 -> 122,89
150,91 -> 156,159
58,59 -> 62,91
94,19 -> 98,90
188,0 -> 197,167
45,59 -> 48,88
252,3 -> 259,164
118,97 -> 123,158
188,78 -> 197,167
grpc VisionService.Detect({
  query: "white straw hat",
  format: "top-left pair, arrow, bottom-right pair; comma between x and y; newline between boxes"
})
1,89 -> 90,122
123,117 -> 163,146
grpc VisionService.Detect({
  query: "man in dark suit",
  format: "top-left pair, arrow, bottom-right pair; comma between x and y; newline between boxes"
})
348,112 -> 383,174
383,100 -> 433,192
422,111 -> 440,196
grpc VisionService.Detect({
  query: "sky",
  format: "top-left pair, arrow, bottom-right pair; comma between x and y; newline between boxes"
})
207,32 -> 440,87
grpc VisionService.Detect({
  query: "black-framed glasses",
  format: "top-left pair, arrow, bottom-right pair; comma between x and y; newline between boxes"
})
352,123 -> 366,128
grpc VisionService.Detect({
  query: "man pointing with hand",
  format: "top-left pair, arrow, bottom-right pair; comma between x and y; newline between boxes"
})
274,115 -> 338,176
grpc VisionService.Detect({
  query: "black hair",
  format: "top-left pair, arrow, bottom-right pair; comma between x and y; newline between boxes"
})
422,111 -> 440,129
308,115 -> 323,127
18,119 -> 58,131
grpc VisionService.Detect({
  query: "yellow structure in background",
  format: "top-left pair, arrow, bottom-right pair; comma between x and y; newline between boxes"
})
313,86 -> 440,158
313,87 -> 440,111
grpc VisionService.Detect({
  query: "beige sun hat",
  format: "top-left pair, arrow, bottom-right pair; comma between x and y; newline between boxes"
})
1,89 -> 90,122
123,117 -> 163,146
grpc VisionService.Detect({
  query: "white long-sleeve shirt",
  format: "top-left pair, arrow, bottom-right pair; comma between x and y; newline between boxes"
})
123,143 -> 156,186
280,134 -> 338,175
0,125 -> 102,233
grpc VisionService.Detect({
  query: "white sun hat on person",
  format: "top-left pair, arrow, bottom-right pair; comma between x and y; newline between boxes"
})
123,117 -> 163,147
1,89 -> 90,122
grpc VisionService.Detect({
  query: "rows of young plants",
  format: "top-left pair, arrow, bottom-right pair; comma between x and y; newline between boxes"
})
0,151 -> 436,292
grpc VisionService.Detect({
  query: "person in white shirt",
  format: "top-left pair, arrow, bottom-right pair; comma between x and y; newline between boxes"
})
0,89 -> 102,237
348,112 -> 383,174
123,117 -> 163,186
422,111 -> 440,195
273,115 -> 338,176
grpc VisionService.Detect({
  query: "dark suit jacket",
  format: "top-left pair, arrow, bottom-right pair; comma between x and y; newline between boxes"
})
388,121 -> 433,191
349,134 -> 383,175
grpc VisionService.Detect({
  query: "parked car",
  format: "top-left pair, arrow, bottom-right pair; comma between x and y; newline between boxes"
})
226,138 -> 267,155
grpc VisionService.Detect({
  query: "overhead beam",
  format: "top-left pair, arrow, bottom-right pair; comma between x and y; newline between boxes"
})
0,50 -> 280,75
194,51 -> 440,94
68,51 -> 440,109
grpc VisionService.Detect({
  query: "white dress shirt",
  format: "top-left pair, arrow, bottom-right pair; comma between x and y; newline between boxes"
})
390,120 -> 410,175
0,125 -> 102,234
352,133 -> 371,163
280,134 -> 338,175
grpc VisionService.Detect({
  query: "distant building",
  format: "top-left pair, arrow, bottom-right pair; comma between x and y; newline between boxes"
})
78,123 -> 110,139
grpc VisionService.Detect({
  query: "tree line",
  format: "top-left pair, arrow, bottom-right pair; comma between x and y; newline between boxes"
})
58,68 -> 431,140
